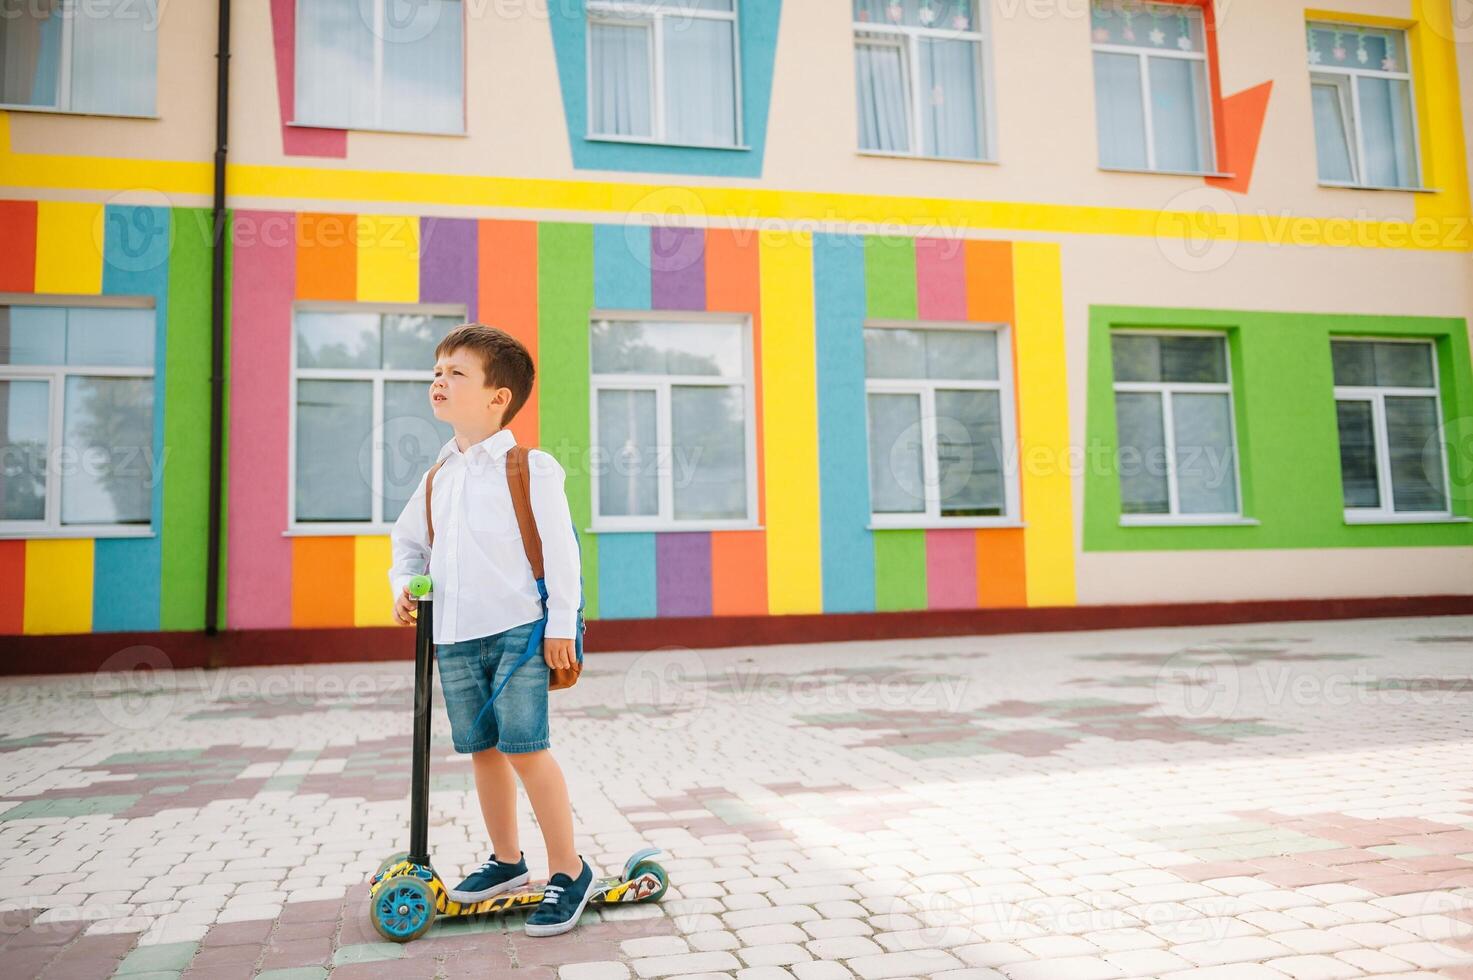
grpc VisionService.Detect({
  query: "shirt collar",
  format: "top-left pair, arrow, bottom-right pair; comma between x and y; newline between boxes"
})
437,428 -> 516,465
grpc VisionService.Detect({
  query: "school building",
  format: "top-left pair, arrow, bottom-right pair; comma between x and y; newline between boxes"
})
2,0 -> 1471,669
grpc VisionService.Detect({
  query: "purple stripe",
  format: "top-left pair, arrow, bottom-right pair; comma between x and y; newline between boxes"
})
656,532 -> 712,617
650,226 -> 706,311
419,217 -> 478,318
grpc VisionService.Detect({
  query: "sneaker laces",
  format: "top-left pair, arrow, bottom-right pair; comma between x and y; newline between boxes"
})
539,883 -> 564,908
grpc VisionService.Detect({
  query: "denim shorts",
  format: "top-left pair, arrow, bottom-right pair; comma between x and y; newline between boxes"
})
434,620 -> 550,754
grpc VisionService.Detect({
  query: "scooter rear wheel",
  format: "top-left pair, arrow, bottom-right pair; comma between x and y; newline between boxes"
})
371,875 -> 435,942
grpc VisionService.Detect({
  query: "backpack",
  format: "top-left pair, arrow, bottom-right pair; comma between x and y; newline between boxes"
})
424,445 -> 586,706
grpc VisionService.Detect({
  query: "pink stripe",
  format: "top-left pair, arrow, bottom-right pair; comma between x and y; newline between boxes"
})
228,211 -> 296,629
925,529 -> 977,610
915,238 -> 968,321
270,0 -> 346,158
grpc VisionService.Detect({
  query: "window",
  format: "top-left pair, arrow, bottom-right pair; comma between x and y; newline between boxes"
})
590,316 -> 756,529
295,0 -> 465,134
1111,332 -> 1241,521
0,304 -> 156,535
1091,1 -> 1215,174
1331,339 -> 1449,520
291,308 -> 459,529
586,0 -> 741,148
0,0 -> 158,116
1307,22 -> 1419,189
864,325 -> 1016,525
853,0 -> 990,161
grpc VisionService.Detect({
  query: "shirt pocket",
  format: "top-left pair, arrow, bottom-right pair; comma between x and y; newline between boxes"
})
463,473 -> 522,538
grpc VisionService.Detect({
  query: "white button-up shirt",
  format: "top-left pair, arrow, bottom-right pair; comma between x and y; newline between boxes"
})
389,428 -> 581,645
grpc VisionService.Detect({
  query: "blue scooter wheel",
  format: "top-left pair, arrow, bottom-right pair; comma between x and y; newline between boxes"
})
372,875 -> 435,942
627,861 -> 669,903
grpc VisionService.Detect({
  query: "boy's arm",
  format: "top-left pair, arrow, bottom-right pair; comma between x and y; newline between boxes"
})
528,450 -> 579,640
388,470 -> 431,600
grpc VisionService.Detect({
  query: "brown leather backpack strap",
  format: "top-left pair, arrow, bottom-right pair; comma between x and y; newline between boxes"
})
505,446 -> 545,579
424,459 -> 446,549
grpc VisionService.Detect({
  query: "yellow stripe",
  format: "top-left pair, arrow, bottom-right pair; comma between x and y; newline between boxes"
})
3,155 -> 1466,254
759,230 -> 823,614
353,536 -> 396,627
34,201 -> 104,294
356,214 -> 419,303
1013,243 -> 1076,608
23,539 -> 94,634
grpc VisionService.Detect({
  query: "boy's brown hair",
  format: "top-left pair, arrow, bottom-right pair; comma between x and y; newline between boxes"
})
435,323 -> 536,425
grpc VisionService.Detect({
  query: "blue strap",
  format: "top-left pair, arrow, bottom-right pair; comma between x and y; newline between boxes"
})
470,578 -> 551,733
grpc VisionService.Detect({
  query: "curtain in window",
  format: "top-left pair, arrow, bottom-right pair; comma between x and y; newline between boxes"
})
296,0 -> 376,127
0,379 -> 49,521
1171,392 -> 1237,514
0,0 -> 62,108
855,37 -> 910,153
1311,80 -> 1355,182
919,37 -> 981,158
379,0 -> 464,133
1093,51 -> 1147,169
61,377 -> 153,524
590,20 -> 654,138
1357,76 -> 1416,188
672,386 -> 746,519
1149,56 -> 1211,172
663,16 -> 737,145
71,0 -> 157,115
867,392 -> 925,514
597,389 -> 659,518
1115,392 -> 1169,514
296,380 -> 373,522
1335,400 -> 1379,509
1386,396 -> 1445,512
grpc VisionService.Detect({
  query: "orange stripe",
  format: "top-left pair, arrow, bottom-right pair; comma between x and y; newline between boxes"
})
710,531 -> 768,616
0,541 -> 24,633
976,528 -> 1027,608
291,537 -> 356,627
704,227 -> 769,615
965,239 -> 1013,323
479,219 -> 540,446
297,212 -> 357,300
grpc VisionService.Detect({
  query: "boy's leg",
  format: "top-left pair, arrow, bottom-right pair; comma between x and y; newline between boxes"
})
470,747 -> 523,863
506,750 -> 579,878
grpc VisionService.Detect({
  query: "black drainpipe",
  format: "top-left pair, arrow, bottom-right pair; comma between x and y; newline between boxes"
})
205,0 -> 231,638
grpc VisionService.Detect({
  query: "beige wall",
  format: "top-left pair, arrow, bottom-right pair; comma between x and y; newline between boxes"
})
3,0 -> 1441,228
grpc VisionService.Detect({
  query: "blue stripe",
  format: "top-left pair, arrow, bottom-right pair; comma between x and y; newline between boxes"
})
813,233 -> 875,613
93,205 -> 171,631
591,224 -> 657,619
594,224 -> 652,310
596,533 -> 658,619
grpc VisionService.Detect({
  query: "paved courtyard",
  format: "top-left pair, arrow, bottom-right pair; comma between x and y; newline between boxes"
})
2,615 -> 1472,980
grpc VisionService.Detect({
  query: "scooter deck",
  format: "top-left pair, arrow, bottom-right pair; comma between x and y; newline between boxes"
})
371,858 -> 665,919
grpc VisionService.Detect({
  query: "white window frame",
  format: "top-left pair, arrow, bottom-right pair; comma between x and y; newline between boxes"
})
1111,329 -> 1247,527
1091,3 -> 1218,175
1307,20 -> 1423,191
863,321 -> 1019,529
0,295 -> 157,540
588,310 -> 759,532
852,1 -> 997,163
0,0 -> 159,118
1331,336 -> 1454,524
291,0 -> 467,135
286,302 -> 464,536
584,0 -> 746,149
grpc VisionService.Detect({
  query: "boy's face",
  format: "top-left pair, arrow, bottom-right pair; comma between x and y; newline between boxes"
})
431,348 -> 512,431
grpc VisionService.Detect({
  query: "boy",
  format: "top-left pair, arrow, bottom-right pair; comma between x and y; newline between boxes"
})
388,323 -> 595,937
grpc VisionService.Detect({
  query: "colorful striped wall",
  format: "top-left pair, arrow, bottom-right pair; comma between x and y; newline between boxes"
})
220,214 -> 1075,630
0,201 -> 213,635
4,203 -> 1077,636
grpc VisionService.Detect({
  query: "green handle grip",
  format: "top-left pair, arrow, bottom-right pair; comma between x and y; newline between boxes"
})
408,575 -> 432,598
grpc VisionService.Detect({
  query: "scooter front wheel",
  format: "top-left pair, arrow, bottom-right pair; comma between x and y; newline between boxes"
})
371,875 -> 435,942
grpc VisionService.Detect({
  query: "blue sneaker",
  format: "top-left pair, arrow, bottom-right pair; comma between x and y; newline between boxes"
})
524,857 -> 597,936
447,850 -> 530,903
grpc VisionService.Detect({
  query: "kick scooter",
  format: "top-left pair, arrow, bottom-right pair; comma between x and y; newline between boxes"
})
368,574 -> 669,942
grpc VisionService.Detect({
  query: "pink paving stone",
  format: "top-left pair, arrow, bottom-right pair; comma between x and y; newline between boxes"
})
1323,861 -> 1403,878
1259,867 -> 1359,887
257,936 -> 333,970
277,898 -> 342,923
1387,855 -> 1473,874
1171,862 -> 1263,882
270,920 -> 337,943
1391,831 -> 1473,853
6,918 -> 88,948
1350,874 -> 1456,897
5,944 -> 62,979
332,959 -> 443,979
1298,848 -> 1385,866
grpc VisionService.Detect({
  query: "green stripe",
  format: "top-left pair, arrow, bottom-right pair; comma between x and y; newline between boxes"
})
873,530 -> 927,611
160,209 -> 213,630
537,223 -> 599,619
864,235 -> 917,320
865,237 -> 923,610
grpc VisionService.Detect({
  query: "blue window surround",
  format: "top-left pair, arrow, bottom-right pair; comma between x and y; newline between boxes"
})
547,0 -> 782,178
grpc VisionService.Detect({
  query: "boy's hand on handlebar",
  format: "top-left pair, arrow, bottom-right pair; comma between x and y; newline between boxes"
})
393,586 -> 417,626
